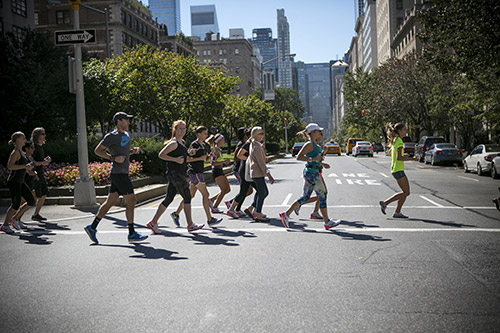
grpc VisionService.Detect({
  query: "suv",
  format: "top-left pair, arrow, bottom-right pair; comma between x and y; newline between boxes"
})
415,136 -> 445,162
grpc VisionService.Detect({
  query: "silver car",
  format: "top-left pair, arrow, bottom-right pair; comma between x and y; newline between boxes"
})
463,144 -> 500,175
352,141 -> 373,157
491,156 -> 500,179
424,143 -> 463,166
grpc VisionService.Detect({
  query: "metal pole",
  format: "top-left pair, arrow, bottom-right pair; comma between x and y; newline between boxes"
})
285,124 -> 288,154
105,8 -> 110,58
72,4 -> 97,208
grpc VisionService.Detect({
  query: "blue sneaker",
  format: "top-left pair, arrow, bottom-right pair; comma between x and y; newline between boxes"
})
208,217 -> 223,227
84,225 -> 98,244
170,212 -> 180,227
128,232 -> 148,243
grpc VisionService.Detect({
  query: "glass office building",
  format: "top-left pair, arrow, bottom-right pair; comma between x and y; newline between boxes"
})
252,28 -> 278,79
190,4 -> 219,40
305,63 -> 332,137
149,0 -> 181,35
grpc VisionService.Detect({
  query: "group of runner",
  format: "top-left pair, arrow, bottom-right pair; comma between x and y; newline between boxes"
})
2,112 -> 417,243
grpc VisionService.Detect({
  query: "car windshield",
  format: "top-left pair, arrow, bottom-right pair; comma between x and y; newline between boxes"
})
435,144 -> 456,149
426,138 -> 445,146
294,143 -> 304,147
358,142 -> 370,146
485,145 -> 500,152
349,139 -> 359,144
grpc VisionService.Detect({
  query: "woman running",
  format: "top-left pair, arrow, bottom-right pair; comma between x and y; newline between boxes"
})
167,126 -> 223,229
146,120 -> 204,233
30,127 -> 51,221
247,127 -> 274,222
16,141 -> 39,224
207,133 -> 231,214
279,123 -> 341,230
379,123 -> 417,218
1,132 -> 35,234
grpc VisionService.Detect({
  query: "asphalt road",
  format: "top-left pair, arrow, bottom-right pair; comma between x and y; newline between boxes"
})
1,153 -> 499,332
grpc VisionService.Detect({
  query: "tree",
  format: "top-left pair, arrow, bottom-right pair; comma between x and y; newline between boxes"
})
252,87 -> 305,118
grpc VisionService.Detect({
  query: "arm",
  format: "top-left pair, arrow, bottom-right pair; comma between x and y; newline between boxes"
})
396,147 -> 416,161
237,147 -> 248,161
296,142 -> 320,162
7,150 -> 32,171
233,146 -> 242,162
158,141 -> 183,164
210,148 -> 228,166
95,143 -> 113,161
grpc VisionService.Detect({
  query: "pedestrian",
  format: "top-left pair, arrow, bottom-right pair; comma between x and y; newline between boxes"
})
16,141 -> 39,223
227,128 -> 255,219
247,127 -> 274,222
279,123 -> 341,230
492,188 -> 500,211
145,120 -> 205,234
84,112 -> 148,244
164,126 -> 222,232
30,127 -> 51,222
379,123 -> 418,218
1,132 -> 35,234
207,133 -> 231,213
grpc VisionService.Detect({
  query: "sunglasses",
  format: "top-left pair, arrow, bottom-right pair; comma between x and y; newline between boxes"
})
41,133 -> 46,135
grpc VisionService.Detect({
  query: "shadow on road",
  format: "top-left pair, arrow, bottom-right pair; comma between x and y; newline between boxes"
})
389,217 -> 475,227
16,230 -> 54,245
329,230 -> 392,242
211,227 -> 257,238
96,243 -> 188,261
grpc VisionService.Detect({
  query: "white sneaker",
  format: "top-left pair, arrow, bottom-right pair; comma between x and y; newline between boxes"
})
324,219 -> 341,230
10,219 -> 21,230
211,207 -> 223,214
294,205 -> 301,216
1,225 -> 15,234
17,221 -> 27,229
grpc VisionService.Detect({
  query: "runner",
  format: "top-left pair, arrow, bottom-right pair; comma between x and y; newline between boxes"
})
279,123 -> 341,230
1,132 -> 35,234
165,126 -> 222,231
247,127 -> 274,222
30,127 -> 51,221
84,112 -> 148,244
207,133 -> 231,213
16,141 -> 39,224
379,123 -> 417,218
145,120 -> 204,234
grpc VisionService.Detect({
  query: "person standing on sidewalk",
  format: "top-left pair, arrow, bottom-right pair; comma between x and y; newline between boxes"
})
1,132 -> 35,234
167,126 -> 222,229
146,120 -> 204,234
30,127 -> 51,222
84,112 -> 148,244
379,123 -> 417,218
207,133 -> 231,214
279,123 -> 341,230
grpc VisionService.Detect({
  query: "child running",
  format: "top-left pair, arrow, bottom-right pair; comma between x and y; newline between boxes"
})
279,123 -> 341,230
207,133 -> 231,214
379,123 -> 417,218
167,126 -> 223,229
146,120 -> 204,234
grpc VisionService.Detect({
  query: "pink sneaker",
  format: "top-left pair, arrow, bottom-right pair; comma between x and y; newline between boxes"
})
188,223 -> 204,232
146,221 -> 161,235
226,210 -> 239,219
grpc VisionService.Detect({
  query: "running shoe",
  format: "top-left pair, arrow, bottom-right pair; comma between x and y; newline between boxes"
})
252,212 -> 267,219
10,219 -> 21,230
84,225 -> 98,244
379,201 -> 387,215
0,225 -> 15,234
146,221 -> 161,235
310,212 -> 323,220
188,223 -> 204,232
31,214 -> 47,221
128,232 -> 148,243
235,210 -> 246,218
244,208 -> 255,219
18,220 -> 27,229
208,217 -> 223,227
279,212 -> 289,228
392,212 -> 408,218
294,205 -> 301,216
226,210 -> 239,219
170,212 -> 180,227
224,200 -> 231,210
211,207 -> 223,214
324,219 -> 341,230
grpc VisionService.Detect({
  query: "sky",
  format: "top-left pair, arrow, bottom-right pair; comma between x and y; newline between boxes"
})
143,0 -> 356,63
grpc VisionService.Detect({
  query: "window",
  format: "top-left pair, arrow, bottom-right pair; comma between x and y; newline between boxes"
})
12,25 -> 25,42
122,10 -> 127,25
56,11 -> 70,25
11,0 -> 27,17
207,50 -> 211,55
34,11 -> 38,25
396,0 -> 403,10
219,49 -> 223,55
128,14 -> 132,28
234,48 -> 239,55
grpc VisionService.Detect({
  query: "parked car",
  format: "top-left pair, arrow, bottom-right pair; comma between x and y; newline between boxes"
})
352,141 -> 373,157
291,142 -> 304,157
324,141 -> 341,155
424,143 -> 463,166
403,142 -> 416,156
346,137 -> 362,155
463,144 -> 500,175
491,156 -> 500,179
415,136 -> 446,162
372,142 -> 384,153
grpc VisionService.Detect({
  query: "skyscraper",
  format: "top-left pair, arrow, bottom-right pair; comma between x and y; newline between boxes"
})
252,28 -> 278,79
149,0 -> 181,36
277,9 -> 292,88
355,0 -> 365,22
190,4 -> 219,40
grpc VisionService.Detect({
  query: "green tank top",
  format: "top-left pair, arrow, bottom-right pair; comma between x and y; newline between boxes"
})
305,140 -> 322,174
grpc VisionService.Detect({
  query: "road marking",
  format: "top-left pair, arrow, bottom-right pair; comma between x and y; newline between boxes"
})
457,176 -> 479,182
140,204 -> 496,210
379,172 -> 389,178
281,193 -> 293,206
335,179 -> 342,185
419,195 -> 444,207
328,173 -> 338,177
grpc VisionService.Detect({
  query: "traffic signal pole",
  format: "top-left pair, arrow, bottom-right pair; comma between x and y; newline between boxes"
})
70,0 -> 97,208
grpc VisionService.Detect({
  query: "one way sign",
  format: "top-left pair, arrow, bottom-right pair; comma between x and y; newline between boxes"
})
55,29 -> 96,45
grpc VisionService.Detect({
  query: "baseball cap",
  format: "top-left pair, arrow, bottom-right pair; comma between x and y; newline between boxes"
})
112,112 -> 133,122
306,123 -> 324,133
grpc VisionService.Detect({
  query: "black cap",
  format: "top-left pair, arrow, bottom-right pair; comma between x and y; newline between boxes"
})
112,112 -> 133,123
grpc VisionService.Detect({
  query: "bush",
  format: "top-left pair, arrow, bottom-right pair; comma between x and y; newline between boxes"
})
265,142 -> 280,155
129,136 -> 166,175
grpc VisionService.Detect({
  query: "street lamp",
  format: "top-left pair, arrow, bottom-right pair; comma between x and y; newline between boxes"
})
79,3 -> 110,58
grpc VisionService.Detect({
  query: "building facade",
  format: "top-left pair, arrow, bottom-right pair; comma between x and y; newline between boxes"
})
362,0 -> 378,72
355,0 -> 365,22
331,60 -> 349,131
35,0 -> 159,60
292,61 -> 308,121
190,4 -> 219,40
277,9 -> 292,88
149,0 -> 180,36
304,62 -> 333,138
159,32 -> 196,57
252,28 -> 278,80
1,0 -> 35,40
391,0 -> 427,59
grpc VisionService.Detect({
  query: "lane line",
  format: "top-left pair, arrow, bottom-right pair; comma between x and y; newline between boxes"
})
419,195 -> 444,207
281,193 -> 293,207
140,204 -> 496,210
379,172 -> 389,178
457,176 -> 479,182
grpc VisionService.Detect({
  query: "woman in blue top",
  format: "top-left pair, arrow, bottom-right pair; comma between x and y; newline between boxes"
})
279,123 -> 341,230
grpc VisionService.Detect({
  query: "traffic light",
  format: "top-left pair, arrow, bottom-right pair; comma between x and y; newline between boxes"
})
362,109 -> 365,115
284,117 -> 287,126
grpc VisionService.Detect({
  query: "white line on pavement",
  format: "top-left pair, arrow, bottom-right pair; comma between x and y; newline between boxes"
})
419,195 -> 444,207
379,172 -> 389,178
281,193 -> 292,207
457,176 -> 479,182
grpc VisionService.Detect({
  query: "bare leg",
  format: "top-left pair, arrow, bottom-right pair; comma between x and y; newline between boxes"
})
33,195 -> 46,216
184,203 -> 194,226
197,183 -> 212,220
213,176 -> 230,208
383,176 -> 410,213
176,185 -> 197,215
320,207 -> 329,223
122,193 -> 137,225
96,192 -> 120,219
3,207 -> 17,226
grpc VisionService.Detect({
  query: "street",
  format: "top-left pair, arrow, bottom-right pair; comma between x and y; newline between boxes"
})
1,153 -> 500,332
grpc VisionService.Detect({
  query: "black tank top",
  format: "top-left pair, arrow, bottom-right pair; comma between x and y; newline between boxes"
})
7,149 -> 28,184
166,139 -> 188,176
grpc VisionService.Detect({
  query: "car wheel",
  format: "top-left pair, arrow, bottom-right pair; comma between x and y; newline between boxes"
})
477,163 -> 483,176
464,161 -> 469,173
491,164 -> 499,179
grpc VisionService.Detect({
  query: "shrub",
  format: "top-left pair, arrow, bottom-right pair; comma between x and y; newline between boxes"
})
265,142 -> 281,155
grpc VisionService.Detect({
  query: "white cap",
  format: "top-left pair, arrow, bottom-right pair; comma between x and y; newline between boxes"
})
306,123 -> 324,133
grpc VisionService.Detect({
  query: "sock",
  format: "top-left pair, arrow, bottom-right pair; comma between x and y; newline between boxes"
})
128,223 -> 135,235
91,217 -> 101,230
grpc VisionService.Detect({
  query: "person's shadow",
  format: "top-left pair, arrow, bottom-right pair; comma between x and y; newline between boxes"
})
96,243 -> 188,261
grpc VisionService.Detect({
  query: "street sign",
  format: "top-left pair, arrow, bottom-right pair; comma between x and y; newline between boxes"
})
55,29 -> 96,45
